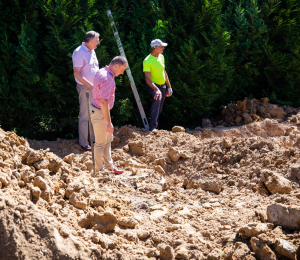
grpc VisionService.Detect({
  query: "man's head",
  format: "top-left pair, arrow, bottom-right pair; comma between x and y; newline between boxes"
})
150,39 -> 168,54
109,56 -> 128,76
84,31 -> 100,50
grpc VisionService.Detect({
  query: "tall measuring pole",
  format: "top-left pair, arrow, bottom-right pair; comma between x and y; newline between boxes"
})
107,10 -> 149,131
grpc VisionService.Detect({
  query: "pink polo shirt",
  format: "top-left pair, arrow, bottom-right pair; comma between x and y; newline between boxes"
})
92,66 -> 116,110
72,43 -> 99,85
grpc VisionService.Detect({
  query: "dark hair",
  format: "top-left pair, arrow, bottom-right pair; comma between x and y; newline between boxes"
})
110,56 -> 128,66
84,31 -> 100,43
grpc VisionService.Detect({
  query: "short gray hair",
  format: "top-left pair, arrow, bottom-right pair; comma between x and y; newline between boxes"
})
110,56 -> 128,66
85,31 -> 100,43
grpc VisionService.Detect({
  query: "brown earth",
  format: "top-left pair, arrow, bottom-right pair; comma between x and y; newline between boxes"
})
213,97 -> 300,127
1,99 -> 300,260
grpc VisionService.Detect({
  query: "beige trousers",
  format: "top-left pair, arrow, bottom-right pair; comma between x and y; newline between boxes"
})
90,105 -> 114,171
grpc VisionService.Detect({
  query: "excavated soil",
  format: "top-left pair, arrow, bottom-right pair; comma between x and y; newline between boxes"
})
1,100 -> 300,260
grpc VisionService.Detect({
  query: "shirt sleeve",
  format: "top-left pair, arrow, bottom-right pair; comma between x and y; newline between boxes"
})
143,59 -> 151,72
72,51 -> 84,68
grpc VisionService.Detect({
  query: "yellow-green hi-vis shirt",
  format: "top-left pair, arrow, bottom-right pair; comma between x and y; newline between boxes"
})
143,54 -> 165,85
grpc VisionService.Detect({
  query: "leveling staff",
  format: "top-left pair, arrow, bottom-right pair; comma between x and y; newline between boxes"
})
143,39 -> 173,133
90,56 -> 127,175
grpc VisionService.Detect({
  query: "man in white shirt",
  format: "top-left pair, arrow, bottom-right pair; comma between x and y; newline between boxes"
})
72,31 -> 100,151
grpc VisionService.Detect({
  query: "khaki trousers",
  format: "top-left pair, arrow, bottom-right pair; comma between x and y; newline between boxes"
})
76,84 -> 95,146
90,105 -> 114,171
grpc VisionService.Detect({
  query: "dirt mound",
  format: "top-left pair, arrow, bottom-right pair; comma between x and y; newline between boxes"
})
1,116 -> 300,259
218,97 -> 300,127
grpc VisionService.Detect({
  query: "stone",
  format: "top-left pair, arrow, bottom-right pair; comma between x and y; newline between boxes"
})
167,147 -> 181,162
47,154 -> 63,172
98,233 -> 116,249
260,170 -> 292,194
40,190 -> 52,202
172,126 -> 185,132
267,204 -> 300,230
222,139 -> 232,149
175,246 -> 189,259
154,158 -> 166,170
237,223 -> 273,238
136,230 -> 150,239
21,169 -> 35,183
123,230 -> 138,242
146,248 -> 160,258
59,225 -> 70,237
33,176 -> 48,190
15,205 -> 27,213
128,141 -> 144,155
250,237 -> 276,260
69,192 -> 87,210
123,145 -> 129,152
65,182 -> 84,198
180,151 -> 191,159
117,217 -> 138,228
232,242 -> 252,260
260,170 -> 293,194
158,243 -> 175,260
36,169 -> 50,178
155,165 -> 165,175
31,186 -> 41,198
199,180 -> 224,194
274,238 -> 296,260
78,210 -> 117,233
92,232 -> 100,243
0,173 -> 10,186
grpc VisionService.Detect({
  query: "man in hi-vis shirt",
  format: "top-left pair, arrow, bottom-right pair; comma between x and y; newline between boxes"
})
143,39 -> 173,133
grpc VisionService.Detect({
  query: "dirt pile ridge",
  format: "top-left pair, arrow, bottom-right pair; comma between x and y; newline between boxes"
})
213,97 -> 300,127
1,104 -> 300,259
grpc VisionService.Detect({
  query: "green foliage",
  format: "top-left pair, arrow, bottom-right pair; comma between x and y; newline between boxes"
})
0,0 -> 299,139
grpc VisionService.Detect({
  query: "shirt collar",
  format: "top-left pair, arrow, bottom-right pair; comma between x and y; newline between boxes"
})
81,42 -> 91,52
105,65 -> 115,78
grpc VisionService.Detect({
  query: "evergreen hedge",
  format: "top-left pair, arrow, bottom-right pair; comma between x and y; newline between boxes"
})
0,0 -> 299,139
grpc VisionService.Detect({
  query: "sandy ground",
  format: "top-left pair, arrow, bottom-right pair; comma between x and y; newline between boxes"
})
0,100 -> 300,260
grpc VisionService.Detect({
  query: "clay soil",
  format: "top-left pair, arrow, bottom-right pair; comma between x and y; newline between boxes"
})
1,100 -> 300,260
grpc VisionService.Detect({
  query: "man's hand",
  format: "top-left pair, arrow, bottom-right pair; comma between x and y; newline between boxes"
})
88,83 -> 94,94
154,89 -> 162,100
166,87 -> 173,97
106,122 -> 114,134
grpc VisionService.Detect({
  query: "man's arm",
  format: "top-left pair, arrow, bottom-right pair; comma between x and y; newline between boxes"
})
144,72 -> 162,100
74,67 -> 93,93
100,98 -> 114,134
164,70 -> 171,89
164,70 -> 173,97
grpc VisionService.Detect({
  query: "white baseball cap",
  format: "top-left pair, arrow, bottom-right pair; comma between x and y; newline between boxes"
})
150,39 -> 168,48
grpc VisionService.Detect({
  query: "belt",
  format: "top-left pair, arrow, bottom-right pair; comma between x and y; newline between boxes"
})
92,104 -> 101,109
154,83 -> 166,87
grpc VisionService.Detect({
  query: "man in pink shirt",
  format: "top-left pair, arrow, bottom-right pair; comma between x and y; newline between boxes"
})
91,56 -> 127,174
72,31 -> 100,151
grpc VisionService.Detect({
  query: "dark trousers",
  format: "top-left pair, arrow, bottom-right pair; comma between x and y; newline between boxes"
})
146,83 -> 166,130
